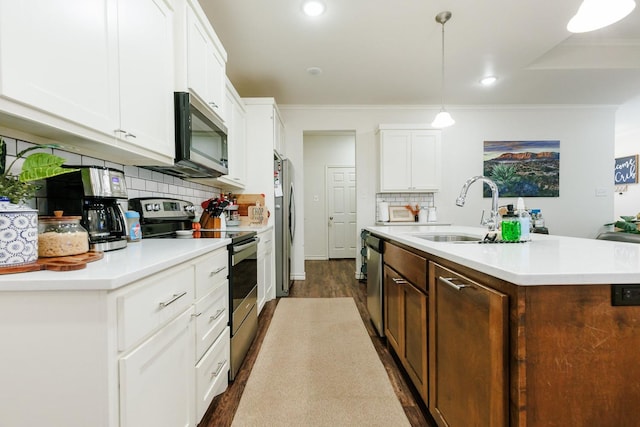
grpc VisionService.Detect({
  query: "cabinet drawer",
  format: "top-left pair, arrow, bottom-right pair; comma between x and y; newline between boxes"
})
194,249 -> 228,299
117,265 -> 194,351
195,327 -> 230,421
384,243 -> 427,292
194,281 -> 229,361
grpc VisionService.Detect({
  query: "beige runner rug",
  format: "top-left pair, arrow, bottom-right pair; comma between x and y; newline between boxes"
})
231,297 -> 411,426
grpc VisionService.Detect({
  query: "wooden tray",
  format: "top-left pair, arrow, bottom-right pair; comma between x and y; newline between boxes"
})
0,251 -> 104,275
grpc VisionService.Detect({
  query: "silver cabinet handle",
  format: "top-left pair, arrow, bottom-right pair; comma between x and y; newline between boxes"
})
208,101 -> 218,108
439,276 -> 468,291
191,312 -> 202,318
211,360 -> 227,378
210,308 -> 225,321
209,266 -> 225,276
114,129 -> 136,139
392,277 -> 408,284
158,291 -> 187,308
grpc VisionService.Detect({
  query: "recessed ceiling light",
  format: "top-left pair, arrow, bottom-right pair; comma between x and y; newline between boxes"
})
306,66 -> 323,76
302,0 -> 326,17
480,76 -> 498,86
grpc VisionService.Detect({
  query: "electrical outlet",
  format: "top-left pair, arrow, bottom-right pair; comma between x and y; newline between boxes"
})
595,187 -> 608,197
612,284 -> 640,306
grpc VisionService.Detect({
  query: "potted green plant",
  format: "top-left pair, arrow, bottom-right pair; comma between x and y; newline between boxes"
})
0,137 -> 78,268
605,215 -> 640,233
0,137 -> 78,204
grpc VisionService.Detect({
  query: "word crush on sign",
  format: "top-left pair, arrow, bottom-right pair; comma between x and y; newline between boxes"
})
615,155 -> 638,185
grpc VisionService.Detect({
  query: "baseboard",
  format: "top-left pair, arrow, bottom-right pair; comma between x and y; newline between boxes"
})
305,255 -> 328,261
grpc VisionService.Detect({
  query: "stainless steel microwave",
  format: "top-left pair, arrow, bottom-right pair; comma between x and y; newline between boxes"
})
144,92 -> 228,179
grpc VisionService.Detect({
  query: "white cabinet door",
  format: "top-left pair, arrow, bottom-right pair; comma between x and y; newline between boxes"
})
218,82 -> 247,188
380,131 -> 412,191
264,239 -> 274,302
186,3 -> 225,118
411,131 -> 441,191
119,308 -> 195,427
379,128 -> 441,192
118,0 -> 175,158
0,0 -> 119,134
257,229 -> 274,313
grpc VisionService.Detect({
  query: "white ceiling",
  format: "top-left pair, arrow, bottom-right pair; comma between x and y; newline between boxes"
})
201,0 -> 640,106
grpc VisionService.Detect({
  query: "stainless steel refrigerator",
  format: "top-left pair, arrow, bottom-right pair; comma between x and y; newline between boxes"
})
274,151 -> 295,296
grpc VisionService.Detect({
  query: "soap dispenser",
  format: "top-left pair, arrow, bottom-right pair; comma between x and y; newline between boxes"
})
501,204 -> 521,242
516,197 -> 530,241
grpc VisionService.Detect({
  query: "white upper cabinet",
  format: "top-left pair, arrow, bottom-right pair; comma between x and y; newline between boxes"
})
184,0 -> 227,121
379,126 -> 442,192
215,80 -> 246,188
0,0 -> 176,165
0,0 -> 119,137
117,0 -> 175,159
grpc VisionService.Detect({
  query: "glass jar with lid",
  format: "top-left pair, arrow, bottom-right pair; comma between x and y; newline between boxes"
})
38,211 -> 89,257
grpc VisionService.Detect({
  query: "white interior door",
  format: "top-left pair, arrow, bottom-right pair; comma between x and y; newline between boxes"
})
327,166 -> 357,258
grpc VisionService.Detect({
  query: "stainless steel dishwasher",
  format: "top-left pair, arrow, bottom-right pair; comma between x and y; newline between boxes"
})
366,234 -> 384,337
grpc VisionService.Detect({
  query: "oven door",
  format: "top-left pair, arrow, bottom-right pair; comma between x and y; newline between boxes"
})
230,237 -> 259,335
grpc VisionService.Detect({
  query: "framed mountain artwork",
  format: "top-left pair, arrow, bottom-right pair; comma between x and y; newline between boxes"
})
483,140 -> 560,197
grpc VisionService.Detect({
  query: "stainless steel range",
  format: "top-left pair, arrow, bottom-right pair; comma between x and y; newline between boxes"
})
129,197 -> 259,381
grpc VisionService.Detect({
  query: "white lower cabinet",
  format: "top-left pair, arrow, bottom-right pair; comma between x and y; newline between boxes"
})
0,245 -> 230,427
257,228 -> 274,313
119,308 -> 195,427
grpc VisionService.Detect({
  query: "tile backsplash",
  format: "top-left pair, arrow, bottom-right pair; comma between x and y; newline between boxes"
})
1,136 -> 221,214
375,192 -> 435,222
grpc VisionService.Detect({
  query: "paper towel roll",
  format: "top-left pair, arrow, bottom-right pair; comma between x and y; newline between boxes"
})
378,202 -> 389,222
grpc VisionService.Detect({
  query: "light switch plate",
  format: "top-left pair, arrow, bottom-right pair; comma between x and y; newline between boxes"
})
595,187 -> 608,197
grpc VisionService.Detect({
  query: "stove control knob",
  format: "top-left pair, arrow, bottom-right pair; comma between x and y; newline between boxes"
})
153,203 -> 160,211
145,203 -> 154,211
184,205 -> 195,212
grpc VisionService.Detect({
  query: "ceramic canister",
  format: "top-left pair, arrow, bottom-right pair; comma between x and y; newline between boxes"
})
0,197 -> 38,267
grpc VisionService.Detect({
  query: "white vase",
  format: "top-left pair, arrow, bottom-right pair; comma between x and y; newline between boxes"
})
0,198 -> 38,267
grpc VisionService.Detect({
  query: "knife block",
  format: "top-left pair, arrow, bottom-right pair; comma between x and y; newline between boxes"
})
200,211 -> 222,229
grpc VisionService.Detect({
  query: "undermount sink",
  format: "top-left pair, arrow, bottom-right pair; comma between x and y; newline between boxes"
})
411,233 -> 483,243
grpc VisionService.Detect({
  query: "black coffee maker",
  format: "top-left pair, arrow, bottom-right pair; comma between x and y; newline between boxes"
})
46,166 -> 128,251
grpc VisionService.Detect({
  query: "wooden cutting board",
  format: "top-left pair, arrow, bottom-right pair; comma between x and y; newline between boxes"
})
0,251 -> 104,275
234,194 -> 266,216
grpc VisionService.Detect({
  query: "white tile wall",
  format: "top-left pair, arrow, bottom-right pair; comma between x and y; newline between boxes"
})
375,192 -> 435,222
1,136 -> 222,214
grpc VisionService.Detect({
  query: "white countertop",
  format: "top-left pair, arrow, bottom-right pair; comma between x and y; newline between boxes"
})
0,238 -> 230,291
367,225 -> 640,286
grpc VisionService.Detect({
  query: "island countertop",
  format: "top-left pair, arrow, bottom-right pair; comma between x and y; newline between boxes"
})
367,225 -> 640,286
0,238 -> 230,291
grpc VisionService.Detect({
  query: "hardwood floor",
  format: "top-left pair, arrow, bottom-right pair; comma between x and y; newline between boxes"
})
199,259 -> 435,427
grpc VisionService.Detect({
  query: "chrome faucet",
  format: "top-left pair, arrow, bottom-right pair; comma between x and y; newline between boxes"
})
456,176 -> 500,232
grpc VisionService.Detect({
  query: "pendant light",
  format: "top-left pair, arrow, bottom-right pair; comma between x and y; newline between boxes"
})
567,0 -> 636,33
432,11 -> 455,128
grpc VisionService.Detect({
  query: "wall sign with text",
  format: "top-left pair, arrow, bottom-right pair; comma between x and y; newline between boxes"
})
615,155 -> 638,185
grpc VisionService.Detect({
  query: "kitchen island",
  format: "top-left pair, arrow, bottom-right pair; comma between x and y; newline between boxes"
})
368,225 -> 640,427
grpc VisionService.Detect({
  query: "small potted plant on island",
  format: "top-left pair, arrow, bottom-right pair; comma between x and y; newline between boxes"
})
0,137 -> 78,269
